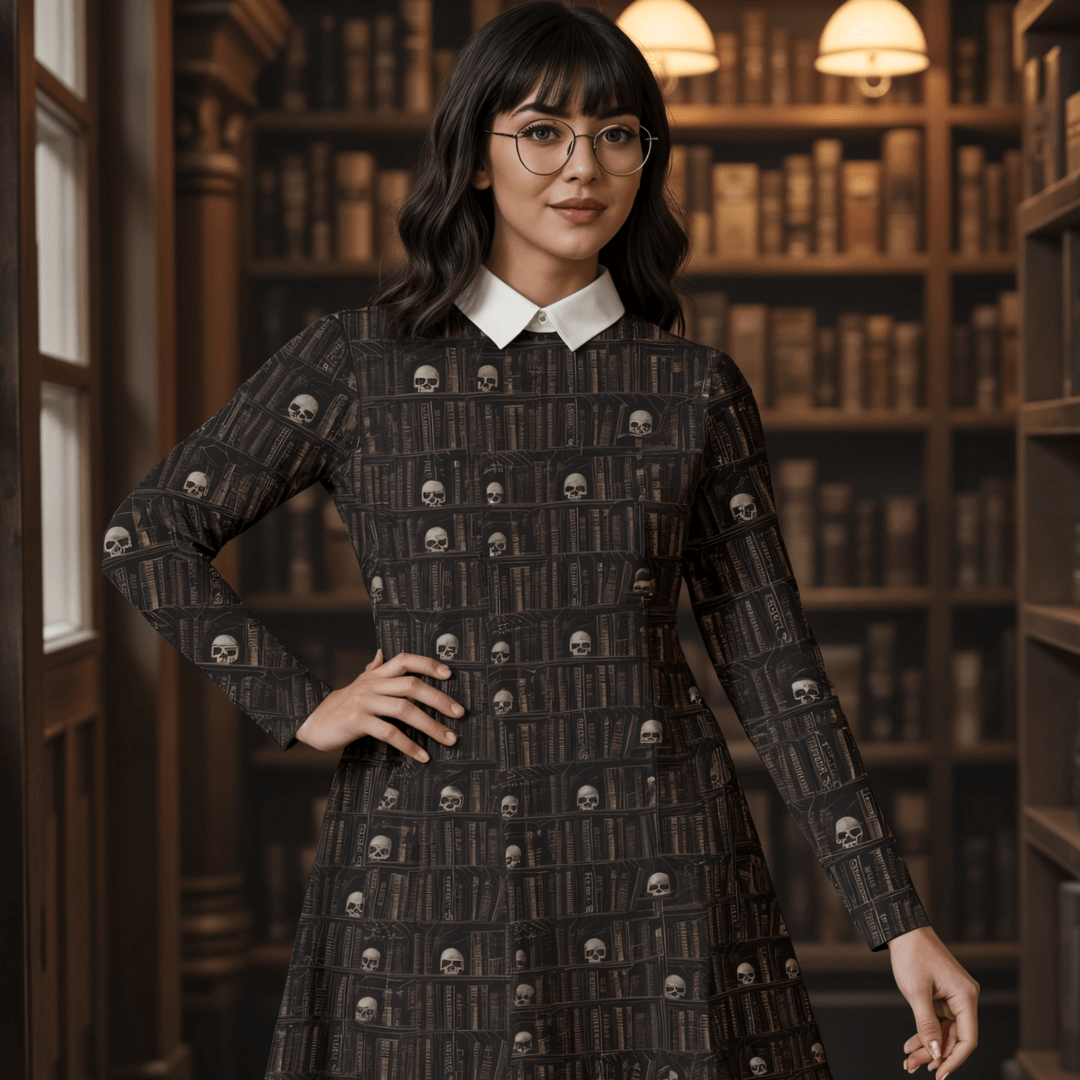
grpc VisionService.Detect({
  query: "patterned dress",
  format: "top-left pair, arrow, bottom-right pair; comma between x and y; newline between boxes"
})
102,305 -> 930,1080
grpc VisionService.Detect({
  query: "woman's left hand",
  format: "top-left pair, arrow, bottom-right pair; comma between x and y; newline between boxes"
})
890,924 -> 980,1076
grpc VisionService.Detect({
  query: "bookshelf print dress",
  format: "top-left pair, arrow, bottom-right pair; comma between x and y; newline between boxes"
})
103,305 -> 930,1080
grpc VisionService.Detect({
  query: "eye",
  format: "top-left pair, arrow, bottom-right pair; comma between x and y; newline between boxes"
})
520,122 -> 559,142
601,125 -> 636,143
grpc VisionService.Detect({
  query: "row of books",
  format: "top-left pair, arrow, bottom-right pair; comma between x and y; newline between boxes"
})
954,477 -> 1015,589
958,826 -> 1018,942
686,296 -> 925,412
951,291 -> 1020,410
774,459 -> 921,589
671,131 -> 925,258
1022,44 -> 1080,197
952,3 -> 1016,105
955,145 -> 1023,254
277,2 -> 455,115
255,147 -> 415,262
662,8 -> 918,108
952,630 -> 1019,747
262,794 -> 328,942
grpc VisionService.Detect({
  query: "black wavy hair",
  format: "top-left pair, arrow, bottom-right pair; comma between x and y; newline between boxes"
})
371,0 -> 691,340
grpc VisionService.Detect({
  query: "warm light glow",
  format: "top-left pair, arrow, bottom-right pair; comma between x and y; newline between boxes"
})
616,0 -> 720,79
815,0 -> 929,78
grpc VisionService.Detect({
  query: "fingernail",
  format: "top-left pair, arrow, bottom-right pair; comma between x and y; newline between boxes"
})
930,1041 -> 940,1060
439,666 -> 450,677
939,1073 -> 949,1080
445,731 -> 457,743
454,704 -> 464,715
417,749 -> 429,761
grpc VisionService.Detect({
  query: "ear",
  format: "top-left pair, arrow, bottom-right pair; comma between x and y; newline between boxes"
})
471,160 -> 492,190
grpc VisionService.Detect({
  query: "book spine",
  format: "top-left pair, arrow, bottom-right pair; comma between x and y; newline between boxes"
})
317,14 -> 338,109
727,304 -> 769,406
954,491 -> 982,586
892,321 -> 922,411
282,24 -> 308,113
882,494 -> 920,586
952,324 -> 974,406
335,151 -> 377,261
712,163 -> 760,256
741,10 -> 768,105
960,833 -> 990,939
760,169 -> 784,255
687,145 -> 714,254
715,31 -> 739,104
980,476 -> 1013,587
775,458 -> 817,585
1023,57 -> 1046,197
372,12 -> 398,111
837,312 -> 866,410
342,18 -> 372,112
983,161 -> 1005,253
865,621 -> 897,741
791,39 -> 816,105
952,650 -> 984,747
784,154 -> 813,256
375,168 -> 413,268
898,667 -> 925,741
882,128 -> 922,255
954,37 -> 980,104
984,2 -> 1013,105
956,145 -> 986,255
769,308 -> 816,408
769,25 -> 790,105
400,0 -> 433,114
818,482 -> 854,587
854,499 -> 877,586
309,140 -> 333,261
815,325 -> 839,407
280,152 -> 309,258
864,314 -> 894,410
971,303 -> 1000,409
1004,148 -> 1024,250
813,139 -> 843,254
841,161 -> 882,254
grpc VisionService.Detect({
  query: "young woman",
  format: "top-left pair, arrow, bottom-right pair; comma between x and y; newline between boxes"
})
103,3 -> 979,1077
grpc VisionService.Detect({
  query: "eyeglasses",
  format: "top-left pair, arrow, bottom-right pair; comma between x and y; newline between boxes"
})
482,118 -> 657,176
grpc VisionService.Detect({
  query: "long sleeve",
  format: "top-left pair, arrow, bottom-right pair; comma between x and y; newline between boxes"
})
101,313 -> 362,751
681,349 -> 931,951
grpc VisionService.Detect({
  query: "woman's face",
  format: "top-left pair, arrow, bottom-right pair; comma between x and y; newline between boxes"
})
472,77 -> 643,272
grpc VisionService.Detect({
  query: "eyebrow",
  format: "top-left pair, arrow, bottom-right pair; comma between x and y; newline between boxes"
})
511,101 -> 638,119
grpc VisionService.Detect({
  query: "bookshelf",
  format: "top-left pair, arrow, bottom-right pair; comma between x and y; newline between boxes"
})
236,0 -> 1021,1025
1015,0 -> 1080,1076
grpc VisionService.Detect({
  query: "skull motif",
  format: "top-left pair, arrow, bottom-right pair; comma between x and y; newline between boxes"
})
491,640 -> 510,664
486,481 -> 504,504
360,946 -> 381,971
439,785 -> 464,812
103,525 -> 132,557
569,630 -> 592,656
576,784 -> 599,810
640,719 -> 663,745
354,996 -> 378,1023
487,531 -> 507,557
413,364 -> 439,392
514,983 -> 534,1006
730,492 -> 758,522
811,1043 -> 825,1064
369,575 -> 384,603
421,479 -> 446,506
368,834 -> 391,861
664,974 -> 686,999
632,567 -> 655,597
377,786 -> 399,811
584,937 -> 606,963
792,678 -> 821,705
835,816 -> 863,849
513,1031 -> 532,1054
647,871 -> 671,896
749,1056 -> 768,1076
737,962 -> 757,985
628,409 -> 653,436
563,472 -> 588,500
505,844 -> 522,868
493,690 -> 514,715
515,948 -> 527,970
477,364 -> 499,391
501,795 -> 519,818
183,471 -> 209,498
287,394 -> 319,424
785,957 -> 801,978
436,633 -> 459,661
211,634 -> 239,664
424,526 -> 448,552
344,891 -> 364,917
688,684 -> 702,704
440,947 -> 464,974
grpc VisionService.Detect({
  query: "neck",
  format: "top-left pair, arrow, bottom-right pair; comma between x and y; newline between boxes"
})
483,242 -> 600,307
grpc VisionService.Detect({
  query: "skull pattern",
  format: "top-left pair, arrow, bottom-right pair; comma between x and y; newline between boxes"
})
513,1031 -> 532,1054
344,891 -> 364,917
730,492 -> 758,522
485,481 -> 504,504
439,785 -> 463,812
491,640 -> 510,663
369,575 -> 384,603
785,957 -> 801,978
413,364 -> 439,392
749,1056 -> 768,1076
287,394 -> 319,424
424,526 -> 448,552
211,634 -> 239,664
569,630 -> 592,656
647,871 -> 671,895
664,974 -> 686,999
500,795 -> 519,818
515,948 -> 527,970
563,472 -> 587,500
576,784 -> 599,810
792,678 -> 821,705
436,633 -> 459,661
368,834 -> 391,861
505,844 -> 522,868
360,946 -> 381,971
628,409 -> 653,436
632,567 -> 655,596
639,719 -> 663,745
354,996 -> 378,1023
487,531 -> 507,557
583,937 -> 606,962
421,479 -> 446,506
811,1042 -> 825,1063
688,684 -> 702,704
439,947 -> 464,974
477,364 -> 499,391
835,815 -> 863,848
103,525 -> 132,557
737,961 -> 757,985
183,471 -> 209,498
493,689 -> 514,715
514,982 -> 534,1006
377,786 -> 399,810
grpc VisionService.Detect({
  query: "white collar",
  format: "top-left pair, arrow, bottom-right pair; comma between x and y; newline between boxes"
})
453,263 -> 625,351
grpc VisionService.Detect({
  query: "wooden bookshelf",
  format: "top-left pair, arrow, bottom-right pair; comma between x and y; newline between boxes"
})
1015,0 -> 1080,1068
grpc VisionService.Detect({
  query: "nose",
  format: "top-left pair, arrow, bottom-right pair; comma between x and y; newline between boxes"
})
562,130 -> 603,178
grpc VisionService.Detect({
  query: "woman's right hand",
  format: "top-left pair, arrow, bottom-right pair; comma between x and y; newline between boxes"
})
294,648 -> 465,758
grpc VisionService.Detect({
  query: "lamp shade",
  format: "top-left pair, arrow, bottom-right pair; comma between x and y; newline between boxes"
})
815,0 -> 929,77
616,0 -> 720,78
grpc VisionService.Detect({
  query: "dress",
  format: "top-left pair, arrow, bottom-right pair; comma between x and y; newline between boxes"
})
102,303 -> 930,1080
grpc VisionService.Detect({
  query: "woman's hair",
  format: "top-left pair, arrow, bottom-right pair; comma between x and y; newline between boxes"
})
371,0 -> 690,340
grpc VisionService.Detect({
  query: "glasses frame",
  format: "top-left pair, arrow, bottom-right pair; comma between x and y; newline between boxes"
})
482,118 -> 658,176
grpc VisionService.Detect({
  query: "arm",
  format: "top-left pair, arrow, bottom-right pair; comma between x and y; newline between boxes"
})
680,349 -> 930,952
101,313 -> 361,751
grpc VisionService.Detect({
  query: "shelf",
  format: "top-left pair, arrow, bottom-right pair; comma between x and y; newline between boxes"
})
1015,0 -> 1080,39
1022,397 -> 1080,434
951,407 -> 1017,429
253,109 -> 433,134
686,254 -> 929,277
247,589 -> 371,614
1024,805 -> 1080,879
760,407 -> 929,430
948,253 -> 1018,274
1015,1048 -> 1080,1080
799,586 -> 932,609
947,105 -> 1024,133
1022,604 -> 1080,657
728,738 -> 931,769
1020,171 -> 1080,236
953,740 -> 1019,763
948,586 -> 1017,606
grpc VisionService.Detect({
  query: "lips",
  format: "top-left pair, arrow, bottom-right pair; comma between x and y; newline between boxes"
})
550,200 -> 607,209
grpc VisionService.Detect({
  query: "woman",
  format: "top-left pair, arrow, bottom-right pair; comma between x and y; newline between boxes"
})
103,3 -> 978,1077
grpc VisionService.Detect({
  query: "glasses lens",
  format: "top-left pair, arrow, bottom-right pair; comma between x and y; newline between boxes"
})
516,119 -> 647,175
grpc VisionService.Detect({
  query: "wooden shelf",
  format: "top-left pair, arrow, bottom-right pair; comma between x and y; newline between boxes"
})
951,407 -> 1018,429
1015,0 -> 1080,39
1020,170 -> 1080,236
687,254 -> 929,276
247,589 -> 371,614
1022,604 -> 1080,658
1024,806 -> 1080,879
1016,1048 -> 1080,1080
948,252 -> 1018,274
947,104 -> 1024,133
948,586 -> 1017,606
1021,396 -> 1080,434
760,407 -> 929,430
953,740 -> 1019,763
799,586 -> 932,609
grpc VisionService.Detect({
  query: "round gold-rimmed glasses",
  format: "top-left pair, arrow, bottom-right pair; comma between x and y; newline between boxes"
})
482,118 -> 657,176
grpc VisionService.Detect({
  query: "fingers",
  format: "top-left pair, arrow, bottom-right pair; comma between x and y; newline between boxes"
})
903,1019 -> 954,1072
933,989 -> 978,1079
364,647 -> 384,671
379,674 -> 464,719
907,993 -> 945,1071
375,693 -> 459,746
374,650 -> 452,683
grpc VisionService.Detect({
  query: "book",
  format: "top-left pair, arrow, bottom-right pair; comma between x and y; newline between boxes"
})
984,2 -> 1014,105
981,476 -> 1013,587
854,500 -> 877,586
983,161 -> 1005,252
342,18 -> 372,111
882,494 -> 920,586
769,24 -> 790,105
255,167 -> 279,259
956,145 -> 986,254
960,833 -> 991,939
952,323 -> 974,406
282,24 -> 308,113
316,13 -> 338,109
995,827 -> 1017,940
971,303 -> 1000,409
783,154 -> 813,255
280,152 -> 309,259
1061,881 -> 1080,1069
760,169 -> 784,254
954,36 -> 980,104
686,145 -> 713,254
892,789 -> 931,911
882,128 -> 922,254
865,621 -> 898,741
818,482 -> 854,587
741,9 -> 768,105
999,290 -> 1020,408
864,314 -> 894,409
1069,91 -> 1080,175
792,39 -> 817,105
1043,45 -> 1080,186
715,30 -> 739,104
774,458 -> 817,585
727,304 -> 768,405
898,667 -> 925,741
770,307 -> 816,408
892,321 -> 922,411
400,0 -> 433,114
375,168 -> 413,268
820,642 -> 864,737
841,160 -> 882,253
1000,627 -> 1017,740
335,151 -> 377,261
954,491 -> 981,586
1004,148 -> 1024,250
813,139 -> 843,255
815,326 -> 839,407
712,163 -> 760,256
837,312 -> 866,410
692,291 -> 728,352
952,650 -> 985,747
1023,56 -> 1045,197
308,141 -> 333,261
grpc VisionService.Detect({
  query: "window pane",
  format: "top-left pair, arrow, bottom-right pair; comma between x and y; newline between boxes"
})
36,103 -> 86,365
34,0 -> 86,97
41,382 -> 88,648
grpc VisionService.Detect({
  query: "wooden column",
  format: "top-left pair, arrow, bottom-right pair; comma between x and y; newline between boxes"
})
172,2 -> 288,1074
